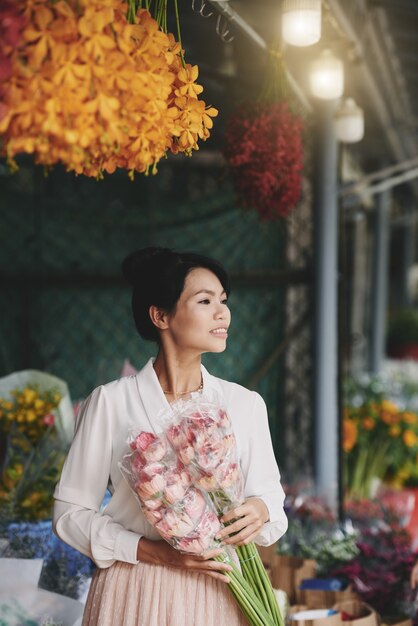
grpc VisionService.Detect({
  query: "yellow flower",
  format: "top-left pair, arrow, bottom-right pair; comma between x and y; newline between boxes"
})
26,409 -> 37,422
389,425 -> 401,437
23,388 -> 37,404
380,400 -> 399,414
403,429 -> 418,448
34,398 -> 45,411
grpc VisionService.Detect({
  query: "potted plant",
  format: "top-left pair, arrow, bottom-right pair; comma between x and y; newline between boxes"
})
387,309 -> 418,359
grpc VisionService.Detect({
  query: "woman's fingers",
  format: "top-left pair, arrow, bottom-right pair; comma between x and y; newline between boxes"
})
223,521 -> 260,545
216,515 -> 250,540
196,547 -> 225,560
183,555 -> 232,573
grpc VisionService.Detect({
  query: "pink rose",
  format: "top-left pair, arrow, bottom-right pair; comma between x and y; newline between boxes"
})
135,432 -> 167,462
194,509 -> 221,538
141,461 -> 165,478
177,537 -> 207,554
143,498 -> 163,510
218,408 -> 231,428
143,507 -> 163,524
195,473 -> 218,491
178,445 -> 195,465
164,479 -> 188,504
216,463 -> 240,489
43,414 -> 55,426
136,474 -> 165,500
184,489 -> 206,521
156,510 -> 195,538
167,424 -> 187,447
135,432 -> 157,451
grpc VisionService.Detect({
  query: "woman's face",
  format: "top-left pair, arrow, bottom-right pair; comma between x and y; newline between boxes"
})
164,267 -> 231,354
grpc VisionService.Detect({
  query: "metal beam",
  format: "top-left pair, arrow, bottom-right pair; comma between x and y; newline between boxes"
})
312,101 -> 339,507
369,190 -> 391,373
342,166 -> 418,200
340,156 -> 418,196
206,0 -> 312,112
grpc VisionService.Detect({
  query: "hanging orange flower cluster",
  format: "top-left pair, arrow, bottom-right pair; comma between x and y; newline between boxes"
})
0,0 -> 218,177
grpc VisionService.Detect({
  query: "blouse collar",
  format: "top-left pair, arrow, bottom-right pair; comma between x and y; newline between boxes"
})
135,357 -> 224,431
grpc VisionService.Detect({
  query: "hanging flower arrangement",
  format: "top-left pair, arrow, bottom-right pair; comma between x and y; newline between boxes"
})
223,52 -> 304,221
0,1 -> 26,122
0,0 -> 218,177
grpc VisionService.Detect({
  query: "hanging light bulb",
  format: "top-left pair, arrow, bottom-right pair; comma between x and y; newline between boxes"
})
282,0 -> 322,47
309,49 -> 344,100
334,98 -> 364,143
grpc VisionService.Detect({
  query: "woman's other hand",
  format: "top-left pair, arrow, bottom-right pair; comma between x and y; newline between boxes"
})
136,538 -> 232,583
215,497 -> 269,546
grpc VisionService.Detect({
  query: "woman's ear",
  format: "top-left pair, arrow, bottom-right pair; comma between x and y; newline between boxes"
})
149,305 -> 169,331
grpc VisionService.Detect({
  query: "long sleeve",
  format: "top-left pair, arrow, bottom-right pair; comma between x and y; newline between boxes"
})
241,391 -> 288,546
53,385 -> 142,569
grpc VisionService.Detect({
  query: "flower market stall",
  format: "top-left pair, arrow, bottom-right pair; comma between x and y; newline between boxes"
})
1,0 -> 418,624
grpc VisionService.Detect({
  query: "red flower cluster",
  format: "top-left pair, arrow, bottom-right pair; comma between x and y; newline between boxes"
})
0,1 -> 25,121
223,101 -> 304,221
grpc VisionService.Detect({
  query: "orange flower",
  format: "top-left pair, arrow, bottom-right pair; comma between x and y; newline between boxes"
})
343,419 -> 357,453
403,412 -> 418,425
362,417 -> 375,431
403,429 -> 418,448
381,411 -> 400,426
1,2 -> 218,177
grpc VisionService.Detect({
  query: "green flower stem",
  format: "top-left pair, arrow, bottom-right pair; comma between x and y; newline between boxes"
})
215,554 -> 275,626
237,543 -> 283,626
253,550 -> 283,625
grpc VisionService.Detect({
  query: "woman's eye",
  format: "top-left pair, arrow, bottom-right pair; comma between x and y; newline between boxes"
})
222,299 -> 228,305
199,299 -> 211,304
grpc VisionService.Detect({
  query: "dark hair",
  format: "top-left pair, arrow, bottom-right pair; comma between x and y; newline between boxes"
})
121,247 -> 231,342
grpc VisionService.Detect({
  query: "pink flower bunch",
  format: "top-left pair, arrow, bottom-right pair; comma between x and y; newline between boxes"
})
120,428 -> 221,554
167,403 -> 244,513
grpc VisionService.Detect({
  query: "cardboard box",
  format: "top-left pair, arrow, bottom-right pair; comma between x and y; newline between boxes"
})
296,584 -> 359,608
333,600 -> 380,626
381,619 -> 412,626
271,555 -> 317,603
257,543 -> 278,567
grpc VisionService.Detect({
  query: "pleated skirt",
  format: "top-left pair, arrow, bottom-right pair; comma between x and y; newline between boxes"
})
82,561 -> 249,626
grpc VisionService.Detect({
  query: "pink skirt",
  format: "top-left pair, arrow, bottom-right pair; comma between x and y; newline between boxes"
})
82,561 -> 249,626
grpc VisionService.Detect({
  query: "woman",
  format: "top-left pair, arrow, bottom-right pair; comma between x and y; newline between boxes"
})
53,247 -> 287,626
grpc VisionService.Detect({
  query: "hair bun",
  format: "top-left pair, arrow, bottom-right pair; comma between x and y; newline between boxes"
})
121,247 -> 174,286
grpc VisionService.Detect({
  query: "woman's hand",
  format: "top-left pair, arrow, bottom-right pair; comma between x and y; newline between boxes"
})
137,538 -> 232,583
411,560 -> 418,590
215,497 -> 269,546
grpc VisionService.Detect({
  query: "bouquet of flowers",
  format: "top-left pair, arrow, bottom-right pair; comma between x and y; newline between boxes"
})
120,396 -> 283,626
0,370 -> 73,521
0,0 -> 217,178
222,51 -> 303,221
343,399 -> 418,498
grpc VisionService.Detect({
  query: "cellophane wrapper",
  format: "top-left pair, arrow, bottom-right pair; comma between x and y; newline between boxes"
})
161,395 -> 245,517
119,428 -> 222,554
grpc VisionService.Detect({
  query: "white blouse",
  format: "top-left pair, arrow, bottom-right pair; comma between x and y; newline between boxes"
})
53,358 -> 288,569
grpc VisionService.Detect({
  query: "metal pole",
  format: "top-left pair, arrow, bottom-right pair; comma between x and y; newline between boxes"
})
369,190 -> 391,373
312,101 -> 339,508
